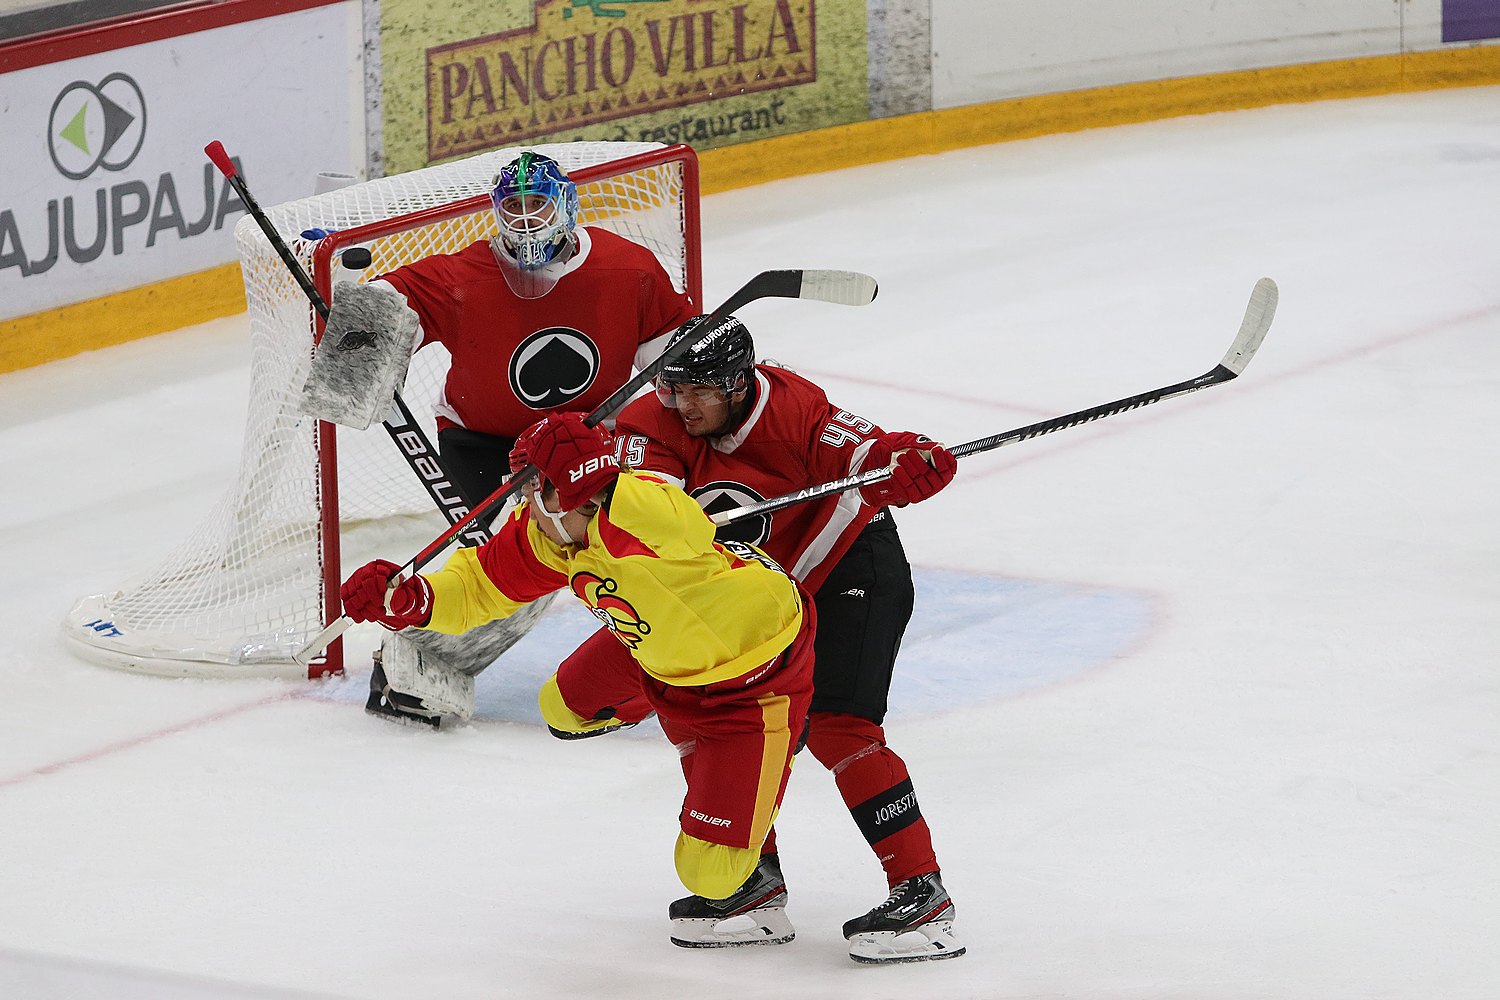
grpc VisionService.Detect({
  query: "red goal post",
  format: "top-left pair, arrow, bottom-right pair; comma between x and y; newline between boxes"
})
64,141 -> 702,680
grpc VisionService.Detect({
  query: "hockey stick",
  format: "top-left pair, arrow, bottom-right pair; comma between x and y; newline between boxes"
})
710,277 -> 1278,527
203,142 -> 490,549
293,268 -> 879,665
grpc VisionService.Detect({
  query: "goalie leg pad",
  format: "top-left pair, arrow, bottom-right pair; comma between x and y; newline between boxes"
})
373,631 -> 476,723
402,593 -> 556,677
300,281 -> 420,430
366,596 -> 555,726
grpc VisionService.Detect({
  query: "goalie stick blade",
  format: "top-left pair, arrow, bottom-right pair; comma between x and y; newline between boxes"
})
1218,277 -> 1278,377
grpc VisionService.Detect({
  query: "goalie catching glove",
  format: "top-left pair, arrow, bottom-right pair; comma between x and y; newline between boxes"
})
859,431 -> 958,508
341,559 -> 434,630
299,281 -> 419,430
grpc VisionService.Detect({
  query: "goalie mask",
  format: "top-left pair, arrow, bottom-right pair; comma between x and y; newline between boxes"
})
655,314 -> 755,410
488,152 -> 579,299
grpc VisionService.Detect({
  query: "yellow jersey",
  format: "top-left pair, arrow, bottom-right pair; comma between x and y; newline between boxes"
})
422,471 -> 805,687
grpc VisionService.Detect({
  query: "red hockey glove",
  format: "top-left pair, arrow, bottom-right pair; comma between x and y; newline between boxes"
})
858,431 -> 958,508
511,412 -> 619,510
340,559 -> 434,630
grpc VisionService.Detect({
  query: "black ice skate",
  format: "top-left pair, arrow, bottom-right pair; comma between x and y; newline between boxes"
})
364,656 -> 441,729
668,853 -> 794,948
545,716 -> 641,740
842,871 -> 965,964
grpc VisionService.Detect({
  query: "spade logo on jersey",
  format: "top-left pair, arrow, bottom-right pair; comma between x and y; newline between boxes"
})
691,481 -> 770,548
510,327 -> 601,408
570,571 -> 650,648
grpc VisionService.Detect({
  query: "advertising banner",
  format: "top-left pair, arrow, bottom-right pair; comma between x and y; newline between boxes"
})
1443,0 -> 1500,40
379,0 -> 869,173
0,4 -> 361,324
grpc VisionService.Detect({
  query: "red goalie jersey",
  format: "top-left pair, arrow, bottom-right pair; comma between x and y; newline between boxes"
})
614,364 -> 888,594
378,228 -> 694,438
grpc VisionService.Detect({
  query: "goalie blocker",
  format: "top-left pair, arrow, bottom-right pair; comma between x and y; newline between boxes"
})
299,281 -> 420,430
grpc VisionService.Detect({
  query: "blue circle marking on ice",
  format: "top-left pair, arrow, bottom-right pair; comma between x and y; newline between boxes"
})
466,567 -> 1153,729
885,567 -> 1153,720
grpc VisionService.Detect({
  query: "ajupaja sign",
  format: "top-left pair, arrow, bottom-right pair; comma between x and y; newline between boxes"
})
2,71 -> 246,281
0,4 -> 359,324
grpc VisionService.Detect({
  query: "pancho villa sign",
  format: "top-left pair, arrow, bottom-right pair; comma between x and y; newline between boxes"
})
426,0 -> 816,160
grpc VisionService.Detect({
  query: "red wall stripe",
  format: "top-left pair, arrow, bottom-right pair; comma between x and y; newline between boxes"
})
0,0 -> 345,74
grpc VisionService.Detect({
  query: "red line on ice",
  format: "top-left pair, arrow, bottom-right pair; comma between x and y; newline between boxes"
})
0,690 -> 307,789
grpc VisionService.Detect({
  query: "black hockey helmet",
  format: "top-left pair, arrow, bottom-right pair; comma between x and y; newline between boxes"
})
658,314 -> 755,398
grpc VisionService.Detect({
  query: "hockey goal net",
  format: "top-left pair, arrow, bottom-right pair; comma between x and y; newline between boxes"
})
64,141 -> 702,679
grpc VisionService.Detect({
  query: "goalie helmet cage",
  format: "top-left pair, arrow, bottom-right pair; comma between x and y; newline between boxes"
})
64,141 -> 703,680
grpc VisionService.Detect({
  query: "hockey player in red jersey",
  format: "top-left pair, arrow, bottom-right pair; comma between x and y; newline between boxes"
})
319,151 -> 694,728
613,314 -> 964,964
339,413 -> 815,930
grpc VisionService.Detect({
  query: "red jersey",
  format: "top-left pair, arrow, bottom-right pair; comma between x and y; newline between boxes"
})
614,365 -> 888,593
379,227 -> 694,437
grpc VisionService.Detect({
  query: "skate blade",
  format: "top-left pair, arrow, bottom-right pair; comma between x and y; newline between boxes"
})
364,699 -> 441,729
847,919 -> 965,964
670,907 -> 794,948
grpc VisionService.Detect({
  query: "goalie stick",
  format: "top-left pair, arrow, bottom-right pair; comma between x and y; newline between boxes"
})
710,277 -> 1278,528
203,142 -> 491,549
293,267 -> 880,666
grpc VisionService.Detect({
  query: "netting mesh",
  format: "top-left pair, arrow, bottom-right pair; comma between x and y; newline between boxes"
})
66,142 -> 694,675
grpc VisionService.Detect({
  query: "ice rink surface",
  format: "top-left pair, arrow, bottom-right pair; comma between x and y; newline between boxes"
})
2,86 -> 1498,999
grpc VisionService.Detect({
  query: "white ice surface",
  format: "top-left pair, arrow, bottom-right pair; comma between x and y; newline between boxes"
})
2,87 -> 1499,1000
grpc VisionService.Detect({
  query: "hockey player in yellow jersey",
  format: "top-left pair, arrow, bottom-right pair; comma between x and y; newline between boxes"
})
340,412 -> 817,943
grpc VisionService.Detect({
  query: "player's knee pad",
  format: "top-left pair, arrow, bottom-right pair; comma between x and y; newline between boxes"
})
804,711 -> 887,772
673,833 -> 762,900
538,675 -> 623,739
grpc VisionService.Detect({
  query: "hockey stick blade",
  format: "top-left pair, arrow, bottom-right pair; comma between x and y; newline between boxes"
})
293,267 -> 878,667
711,277 -> 1278,527
800,270 -> 879,307
1218,276 -> 1277,377
712,269 -> 878,314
